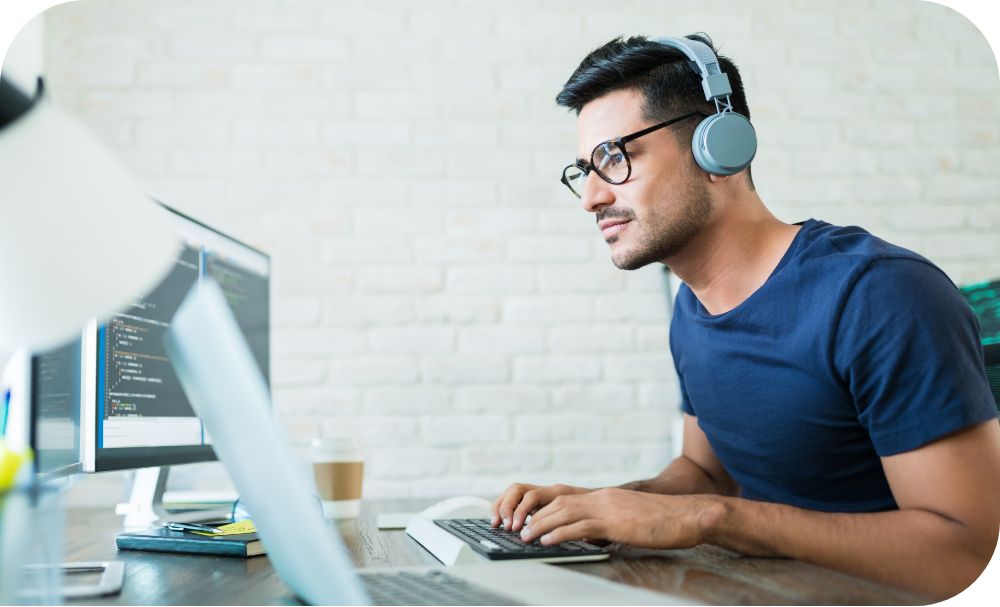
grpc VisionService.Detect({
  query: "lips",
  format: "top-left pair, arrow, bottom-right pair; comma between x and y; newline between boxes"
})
599,219 -> 631,239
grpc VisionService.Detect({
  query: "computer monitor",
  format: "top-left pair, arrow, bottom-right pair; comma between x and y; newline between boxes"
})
27,203 -> 270,527
29,338 -> 83,483
79,203 -> 270,474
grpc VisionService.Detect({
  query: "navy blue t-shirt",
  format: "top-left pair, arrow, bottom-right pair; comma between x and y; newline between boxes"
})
671,219 -> 998,512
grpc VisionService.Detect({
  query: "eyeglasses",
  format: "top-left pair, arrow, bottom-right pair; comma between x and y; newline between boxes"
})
560,111 -> 707,198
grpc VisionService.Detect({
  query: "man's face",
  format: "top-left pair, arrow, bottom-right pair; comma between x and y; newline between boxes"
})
576,89 -> 712,270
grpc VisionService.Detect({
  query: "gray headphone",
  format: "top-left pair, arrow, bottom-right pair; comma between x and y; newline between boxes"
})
653,36 -> 757,176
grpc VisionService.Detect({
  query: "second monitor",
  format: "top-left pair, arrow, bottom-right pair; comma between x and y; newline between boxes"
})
49,203 -> 272,527
80,203 -> 270,473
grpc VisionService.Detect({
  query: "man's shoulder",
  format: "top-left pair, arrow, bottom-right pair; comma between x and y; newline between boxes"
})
795,219 -> 932,270
672,219 -> 958,323
788,219 -> 954,298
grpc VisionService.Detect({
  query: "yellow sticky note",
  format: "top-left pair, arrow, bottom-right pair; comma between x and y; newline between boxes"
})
0,442 -> 32,491
191,519 -> 256,537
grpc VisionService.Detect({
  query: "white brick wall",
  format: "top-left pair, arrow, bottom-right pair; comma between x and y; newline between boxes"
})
29,0 -> 1000,504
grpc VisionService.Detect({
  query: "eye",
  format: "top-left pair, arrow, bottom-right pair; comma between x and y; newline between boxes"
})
595,144 -> 624,170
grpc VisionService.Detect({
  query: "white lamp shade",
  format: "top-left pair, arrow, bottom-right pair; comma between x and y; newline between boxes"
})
0,96 -> 180,350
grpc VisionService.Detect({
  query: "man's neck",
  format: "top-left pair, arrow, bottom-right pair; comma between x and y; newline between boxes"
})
665,194 -> 800,316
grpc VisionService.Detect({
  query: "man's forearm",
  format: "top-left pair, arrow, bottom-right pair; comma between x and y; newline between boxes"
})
700,495 -> 996,600
619,455 -> 738,496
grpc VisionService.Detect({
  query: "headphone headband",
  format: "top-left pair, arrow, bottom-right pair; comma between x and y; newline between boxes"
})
651,35 -> 756,176
652,36 -> 732,101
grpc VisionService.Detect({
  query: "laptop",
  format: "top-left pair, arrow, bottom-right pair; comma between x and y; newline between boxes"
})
163,279 -> 691,605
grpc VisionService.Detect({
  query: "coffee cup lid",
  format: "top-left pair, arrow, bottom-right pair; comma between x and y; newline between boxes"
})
310,436 -> 361,452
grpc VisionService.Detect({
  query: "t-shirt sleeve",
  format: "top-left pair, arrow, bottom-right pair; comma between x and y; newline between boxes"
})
678,367 -> 694,415
670,327 -> 695,416
833,258 -> 998,456
670,335 -> 697,416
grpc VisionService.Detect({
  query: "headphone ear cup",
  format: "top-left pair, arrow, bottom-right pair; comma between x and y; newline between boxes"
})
691,112 -> 757,176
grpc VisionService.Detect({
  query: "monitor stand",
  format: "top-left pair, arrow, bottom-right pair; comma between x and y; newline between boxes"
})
116,466 -> 234,530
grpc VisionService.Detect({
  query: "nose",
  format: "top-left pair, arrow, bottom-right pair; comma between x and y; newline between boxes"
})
580,172 -> 615,214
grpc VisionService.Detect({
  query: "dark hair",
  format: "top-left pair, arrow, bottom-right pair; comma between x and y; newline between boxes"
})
556,33 -> 754,189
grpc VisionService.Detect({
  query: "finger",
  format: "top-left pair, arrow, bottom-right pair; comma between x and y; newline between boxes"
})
497,485 -> 533,530
521,497 -> 563,529
511,490 -> 542,532
519,501 -> 552,535
519,500 -> 577,543
490,492 -> 505,527
538,520 -> 600,546
493,489 -> 516,528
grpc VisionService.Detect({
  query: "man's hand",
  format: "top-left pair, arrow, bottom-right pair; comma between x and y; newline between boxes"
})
517,487 -> 716,548
491,483 -> 591,532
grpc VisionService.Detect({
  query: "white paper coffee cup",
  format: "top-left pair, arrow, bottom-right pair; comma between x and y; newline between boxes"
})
310,437 -> 363,519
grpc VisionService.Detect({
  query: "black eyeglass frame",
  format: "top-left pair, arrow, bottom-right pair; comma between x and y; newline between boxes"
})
560,111 -> 708,198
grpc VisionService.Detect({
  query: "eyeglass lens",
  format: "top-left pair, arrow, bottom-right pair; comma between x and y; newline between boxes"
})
562,165 -> 586,197
562,141 -> 630,198
593,141 -> 628,183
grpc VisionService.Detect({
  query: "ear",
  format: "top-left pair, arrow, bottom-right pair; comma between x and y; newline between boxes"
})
707,173 -> 730,184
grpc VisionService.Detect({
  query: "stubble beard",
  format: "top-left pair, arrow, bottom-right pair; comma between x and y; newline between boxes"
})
609,176 -> 713,271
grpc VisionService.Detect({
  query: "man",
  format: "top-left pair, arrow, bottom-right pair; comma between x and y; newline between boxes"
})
492,34 -> 1000,600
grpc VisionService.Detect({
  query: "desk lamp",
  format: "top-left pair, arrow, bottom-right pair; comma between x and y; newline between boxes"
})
0,74 -> 179,450
0,75 -> 178,352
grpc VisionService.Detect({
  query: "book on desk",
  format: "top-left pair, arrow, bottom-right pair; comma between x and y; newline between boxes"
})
116,526 -> 265,557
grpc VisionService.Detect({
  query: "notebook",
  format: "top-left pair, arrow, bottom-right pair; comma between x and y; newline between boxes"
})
116,526 -> 264,557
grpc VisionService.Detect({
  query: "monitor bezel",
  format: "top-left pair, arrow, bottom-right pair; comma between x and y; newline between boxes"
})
81,202 -> 270,473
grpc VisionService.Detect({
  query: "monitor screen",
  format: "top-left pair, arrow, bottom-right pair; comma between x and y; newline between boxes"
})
960,279 -> 1000,345
30,339 -> 83,481
81,204 -> 270,472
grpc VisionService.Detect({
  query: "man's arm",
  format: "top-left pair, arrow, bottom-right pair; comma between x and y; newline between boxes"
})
493,414 -> 733,531
619,414 -> 739,496
520,420 -> 1000,600
702,420 -> 1000,599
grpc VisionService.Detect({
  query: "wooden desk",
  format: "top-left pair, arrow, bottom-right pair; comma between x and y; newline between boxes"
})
63,499 -> 925,605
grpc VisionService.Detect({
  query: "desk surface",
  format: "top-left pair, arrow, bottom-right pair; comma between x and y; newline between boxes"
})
63,498 -> 925,605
